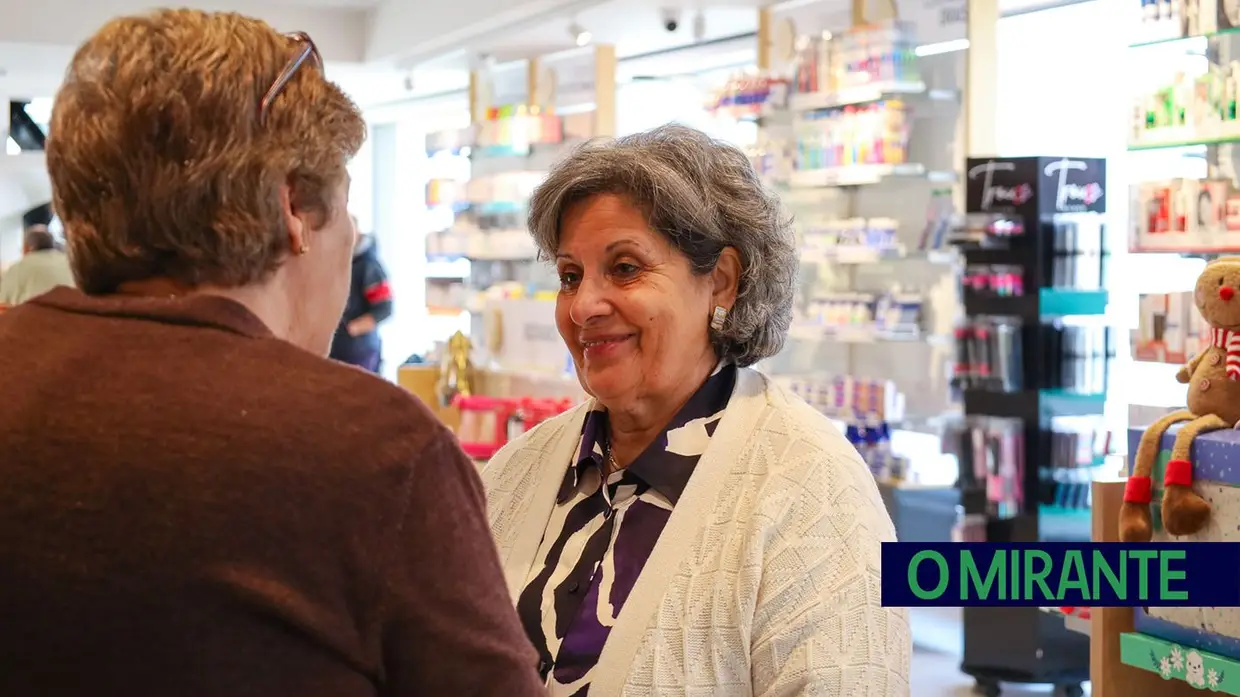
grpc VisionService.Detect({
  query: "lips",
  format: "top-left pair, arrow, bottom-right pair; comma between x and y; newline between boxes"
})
580,333 -> 635,358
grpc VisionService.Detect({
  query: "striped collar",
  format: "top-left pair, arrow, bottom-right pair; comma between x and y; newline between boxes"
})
556,361 -> 737,505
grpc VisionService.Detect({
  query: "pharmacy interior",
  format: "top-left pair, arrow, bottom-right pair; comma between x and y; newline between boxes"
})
362,0 -> 1240,691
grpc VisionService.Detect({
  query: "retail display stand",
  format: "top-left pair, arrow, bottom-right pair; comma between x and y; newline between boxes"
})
955,155 -> 1111,697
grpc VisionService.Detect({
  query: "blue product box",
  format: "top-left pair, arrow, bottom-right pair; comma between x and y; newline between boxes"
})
1127,426 -> 1240,660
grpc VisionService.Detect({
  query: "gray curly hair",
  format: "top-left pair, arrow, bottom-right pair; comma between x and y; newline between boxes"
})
527,123 -> 797,367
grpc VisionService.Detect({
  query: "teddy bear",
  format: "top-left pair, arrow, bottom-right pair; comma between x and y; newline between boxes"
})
1120,256 -> 1240,543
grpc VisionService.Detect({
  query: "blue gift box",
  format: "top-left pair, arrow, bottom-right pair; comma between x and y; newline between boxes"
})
1127,426 -> 1240,660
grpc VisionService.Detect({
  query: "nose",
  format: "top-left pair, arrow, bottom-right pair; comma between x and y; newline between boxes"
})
1222,286 -> 1235,302
568,274 -> 612,326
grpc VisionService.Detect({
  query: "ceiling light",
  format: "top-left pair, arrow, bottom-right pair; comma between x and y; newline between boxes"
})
570,21 -> 592,46
915,39 -> 970,57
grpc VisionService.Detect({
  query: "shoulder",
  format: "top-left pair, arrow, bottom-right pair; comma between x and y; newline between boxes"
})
740,369 -> 863,466
740,370 -> 894,540
246,341 -> 452,463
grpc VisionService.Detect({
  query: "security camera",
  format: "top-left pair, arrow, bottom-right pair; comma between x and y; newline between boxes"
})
661,8 -> 682,32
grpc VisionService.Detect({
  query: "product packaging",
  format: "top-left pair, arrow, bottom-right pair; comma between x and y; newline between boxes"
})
1131,178 -> 1240,251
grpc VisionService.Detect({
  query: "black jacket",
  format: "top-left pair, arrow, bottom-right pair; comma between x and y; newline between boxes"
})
330,235 -> 392,361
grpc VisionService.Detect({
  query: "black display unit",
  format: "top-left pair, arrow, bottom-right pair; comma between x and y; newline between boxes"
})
954,156 -> 1110,697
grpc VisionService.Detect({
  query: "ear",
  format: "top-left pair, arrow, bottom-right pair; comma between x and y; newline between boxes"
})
711,247 -> 742,310
278,183 -> 308,255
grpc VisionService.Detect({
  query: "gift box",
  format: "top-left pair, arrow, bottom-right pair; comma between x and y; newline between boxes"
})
1128,426 -> 1240,660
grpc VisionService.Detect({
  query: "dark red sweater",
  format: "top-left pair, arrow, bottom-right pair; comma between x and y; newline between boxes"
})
0,288 -> 544,697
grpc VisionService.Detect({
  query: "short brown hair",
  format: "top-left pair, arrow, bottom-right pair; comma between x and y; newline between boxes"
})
47,9 -> 366,294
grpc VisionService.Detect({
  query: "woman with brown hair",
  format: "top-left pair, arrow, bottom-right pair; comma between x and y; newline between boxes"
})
0,10 -> 544,697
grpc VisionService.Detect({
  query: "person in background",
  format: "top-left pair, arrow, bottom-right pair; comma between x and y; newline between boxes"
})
0,225 -> 75,308
482,124 -> 910,696
0,9 -> 544,697
330,216 -> 392,373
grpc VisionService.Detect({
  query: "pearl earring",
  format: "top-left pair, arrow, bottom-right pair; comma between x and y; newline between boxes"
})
710,305 -> 728,331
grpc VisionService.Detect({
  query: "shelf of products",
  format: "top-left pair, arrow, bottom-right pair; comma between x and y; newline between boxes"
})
1132,177 -> 1240,252
779,374 -> 911,481
1133,290 -> 1210,363
421,109 -> 574,326
1122,16 -> 1240,688
738,17 -> 963,481
1130,14 -> 1240,149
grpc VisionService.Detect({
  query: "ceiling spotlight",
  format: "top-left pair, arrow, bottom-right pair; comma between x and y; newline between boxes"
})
570,21 -> 592,46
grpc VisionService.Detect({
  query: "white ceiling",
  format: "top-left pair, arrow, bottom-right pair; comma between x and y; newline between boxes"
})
0,0 -> 1091,112
469,1 -> 765,64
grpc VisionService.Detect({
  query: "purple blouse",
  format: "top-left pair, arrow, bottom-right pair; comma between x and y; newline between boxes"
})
516,362 -> 736,696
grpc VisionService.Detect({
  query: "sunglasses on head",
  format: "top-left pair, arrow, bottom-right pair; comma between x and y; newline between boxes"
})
258,31 -> 322,127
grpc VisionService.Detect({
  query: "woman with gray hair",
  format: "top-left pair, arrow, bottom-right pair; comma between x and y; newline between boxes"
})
481,124 -> 910,696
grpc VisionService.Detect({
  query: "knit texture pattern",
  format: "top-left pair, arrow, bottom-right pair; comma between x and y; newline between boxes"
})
483,372 -> 910,697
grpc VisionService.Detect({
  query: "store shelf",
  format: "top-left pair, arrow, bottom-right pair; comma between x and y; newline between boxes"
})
801,246 -> 957,265
1038,288 -> 1108,316
963,290 -> 1106,319
1129,134 -> 1240,151
469,200 -> 527,215
427,305 -> 469,317
1039,389 -> 1106,416
787,81 -> 929,111
962,389 -> 1105,421
963,294 -> 1038,321
787,324 -> 948,344
1129,26 -> 1240,48
1121,632 -> 1240,694
786,164 -> 956,188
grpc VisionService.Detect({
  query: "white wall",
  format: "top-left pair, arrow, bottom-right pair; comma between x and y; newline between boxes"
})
993,0 -> 1199,435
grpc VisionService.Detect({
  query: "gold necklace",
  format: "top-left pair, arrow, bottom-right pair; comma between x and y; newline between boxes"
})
606,449 -> 620,475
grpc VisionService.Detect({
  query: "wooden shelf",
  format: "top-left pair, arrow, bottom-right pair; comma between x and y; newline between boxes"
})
1121,632 -> 1240,694
1090,479 -> 1212,697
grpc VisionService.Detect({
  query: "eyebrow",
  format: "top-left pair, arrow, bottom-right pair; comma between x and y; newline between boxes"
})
556,238 -> 642,261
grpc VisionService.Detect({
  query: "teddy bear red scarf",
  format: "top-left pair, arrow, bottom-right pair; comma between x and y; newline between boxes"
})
1209,326 -> 1240,380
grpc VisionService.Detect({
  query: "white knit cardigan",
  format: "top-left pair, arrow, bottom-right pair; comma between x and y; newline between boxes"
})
481,368 -> 911,697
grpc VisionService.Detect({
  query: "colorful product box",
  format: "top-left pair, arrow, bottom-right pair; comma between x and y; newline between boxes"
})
1127,427 -> 1240,661
1132,179 -> 1240,252
1133,291 -> 1204,364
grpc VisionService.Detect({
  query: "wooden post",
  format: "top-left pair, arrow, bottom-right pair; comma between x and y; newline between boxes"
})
468,70 -> 481,123
526,57 -> 541,110
965,0 -> 998,157
757,8 -> 772,73
592,44 -> 617,138
1090,480 -> 1203,697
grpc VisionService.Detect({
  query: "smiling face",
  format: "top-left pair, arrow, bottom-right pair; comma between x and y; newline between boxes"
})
1195,257 -> 1240,330
554,193 -> 728,406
